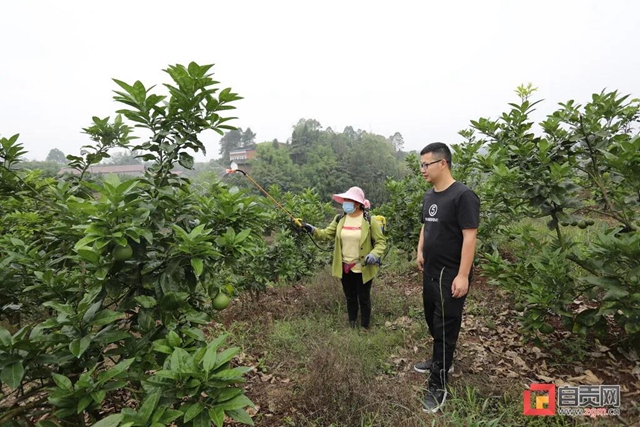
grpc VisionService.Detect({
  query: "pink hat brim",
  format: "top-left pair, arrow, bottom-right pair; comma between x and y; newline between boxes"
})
332,187 -> 366,206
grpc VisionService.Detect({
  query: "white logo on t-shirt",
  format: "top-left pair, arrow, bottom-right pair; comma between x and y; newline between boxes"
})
429,204 -> 438,217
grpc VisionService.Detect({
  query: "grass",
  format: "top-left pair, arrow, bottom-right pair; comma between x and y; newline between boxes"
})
209,258 -> 634,426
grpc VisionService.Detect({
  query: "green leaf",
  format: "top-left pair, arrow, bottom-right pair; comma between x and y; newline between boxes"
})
185,311 -> 209,325
575,309 -> 601,327
138,391 -> 160,423
150,406 -> 167,424
140,230 -> 154,244
179,152 -> 195,169
82,300 -> 103,323
192,411 -> 209,427
203,343 -> 217,373
191,258 -> 204,277
97,358 -> 134,384
218,394 -> 254,411
74,235 -> 101,251
207,334 -> 227,353
9,237 -> 25,247
91,413 -> 123,427
134,296 -> 157,308
152,341 -> 173,355
77,248 -> 101,264
213,347 -> 240,370
183,402 -> 205,423
170,348 -> 193,373
625,313 -> 640,335
209,407 -> 225,427
52,373 -> 73,391
166,330 -> 182,348
603,287 -> 629,301
43,301 -> 74,316
103,173 -> 121,188
54,408 -> 76,419
0,327 -> 12,347
182,327 -> 206,342
1,361 -> 25,390
91,390 -> 107,403
37,421 -> 60,427
94,330 -> 131,345
116,179 -> 139,196
91,310 -> 125,326
151,370 -> 178,381
158,409 -> 183,424
77,394 -> 94,413
69,335 -> 92,358
584,275 -> 620,288
235,229 -> 251,243
216,387 -> 243,403
226,408 -> 254,426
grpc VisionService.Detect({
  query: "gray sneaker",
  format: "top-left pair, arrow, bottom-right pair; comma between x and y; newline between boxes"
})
413,359 -> 454,374
422,383 -> 447,413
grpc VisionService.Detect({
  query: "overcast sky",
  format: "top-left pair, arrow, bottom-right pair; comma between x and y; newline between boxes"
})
2,0 -> 639,161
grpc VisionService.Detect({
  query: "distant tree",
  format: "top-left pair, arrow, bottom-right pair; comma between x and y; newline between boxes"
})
241,128 -> 256,148
389,132 -> 405,152
342,126 -> 358,140
105,150 -> 142,165
46,148 -> 66,164
290,119 -> 322,164
250,143 -> 302,192
301,144 -> 347,200
272,138 -> 280,149
343,134 -> 402,206
218,129 -> 243,162
17,161 -> 61,178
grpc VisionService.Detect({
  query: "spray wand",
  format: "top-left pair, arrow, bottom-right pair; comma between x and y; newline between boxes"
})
223,162 -> 332,252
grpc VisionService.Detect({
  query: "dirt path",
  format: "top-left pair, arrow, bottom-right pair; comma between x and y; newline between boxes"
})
209,267 -> 640,426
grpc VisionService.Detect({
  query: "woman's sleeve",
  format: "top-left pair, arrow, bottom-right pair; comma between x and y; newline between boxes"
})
370,217 -> 386,257
314,217 -> 338,241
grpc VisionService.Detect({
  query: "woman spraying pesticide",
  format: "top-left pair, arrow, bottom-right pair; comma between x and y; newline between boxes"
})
300,187 -> 386,329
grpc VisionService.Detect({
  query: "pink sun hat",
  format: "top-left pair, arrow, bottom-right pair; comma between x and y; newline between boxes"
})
332,186 -> 371,209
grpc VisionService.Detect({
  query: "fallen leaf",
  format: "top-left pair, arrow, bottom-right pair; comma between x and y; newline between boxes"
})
632,365 -> 640,380
583,370 -> 602,385
536,374 -> 555,382
620,348 -> 639,362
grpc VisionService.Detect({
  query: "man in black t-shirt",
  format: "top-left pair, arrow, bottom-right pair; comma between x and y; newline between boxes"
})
414,142 -> 480,413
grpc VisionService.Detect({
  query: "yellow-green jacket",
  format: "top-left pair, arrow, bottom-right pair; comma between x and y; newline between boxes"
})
313,214 -> 386,283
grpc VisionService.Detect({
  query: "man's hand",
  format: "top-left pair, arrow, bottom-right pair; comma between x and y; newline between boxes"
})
451,275 -> 469,298
417,252 -> 424,271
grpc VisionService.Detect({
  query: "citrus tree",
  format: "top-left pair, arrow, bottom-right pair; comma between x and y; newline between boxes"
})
459,86 -> 640,344
0,63 -> 260,426
379,86 -> 639,347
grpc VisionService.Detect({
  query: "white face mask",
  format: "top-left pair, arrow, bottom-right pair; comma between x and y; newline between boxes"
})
342,201 -> 356,214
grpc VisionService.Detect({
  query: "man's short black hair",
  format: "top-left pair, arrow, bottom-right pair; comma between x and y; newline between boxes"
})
420,142 -> 452,167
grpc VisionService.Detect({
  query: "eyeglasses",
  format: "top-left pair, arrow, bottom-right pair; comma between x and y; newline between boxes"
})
420,159 -> 444,169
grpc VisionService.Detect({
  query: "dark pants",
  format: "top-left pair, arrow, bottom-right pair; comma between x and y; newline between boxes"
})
341,270 -> 372,328
423,270 -> 468,384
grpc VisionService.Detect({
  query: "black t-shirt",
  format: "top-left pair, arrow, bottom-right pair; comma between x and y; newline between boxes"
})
420,181 -> 480,277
